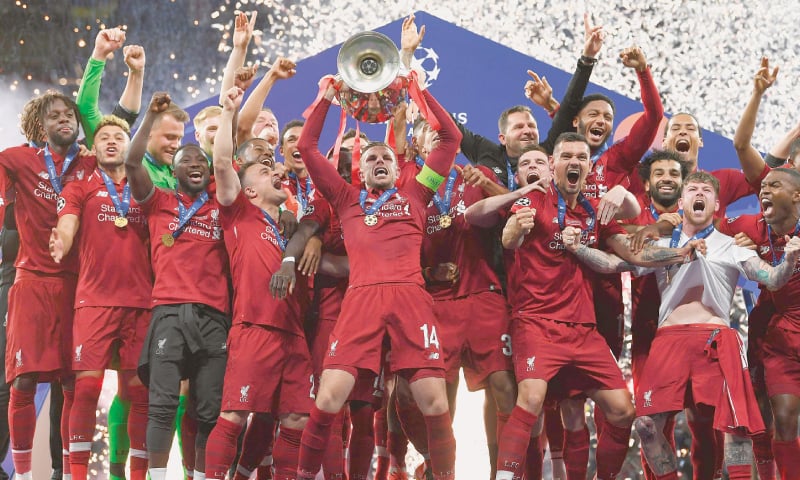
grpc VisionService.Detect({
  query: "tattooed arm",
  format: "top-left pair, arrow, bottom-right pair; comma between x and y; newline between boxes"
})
742,236 -> 800,290
561,227 -> 703,273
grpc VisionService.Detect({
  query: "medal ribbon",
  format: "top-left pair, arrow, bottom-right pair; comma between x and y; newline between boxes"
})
432,168 -> 458,217
766,219 -> 800,266
172,190 -> 209,240
669,223 -> 714,248
288,172 -> 312,212
99,170 -> 131,219
262,209 -> 286,251
555,182 -> 595,233
649,203 -> 682,221
359,187 -> 398,216
503,152 -> 517,191
42,143 -> 80,194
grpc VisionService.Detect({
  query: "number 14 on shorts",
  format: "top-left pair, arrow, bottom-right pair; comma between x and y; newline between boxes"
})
420,323 -> 440,349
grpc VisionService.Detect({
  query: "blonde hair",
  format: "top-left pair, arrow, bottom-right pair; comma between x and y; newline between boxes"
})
94,115 -> 131,139
193,105 -> 223,130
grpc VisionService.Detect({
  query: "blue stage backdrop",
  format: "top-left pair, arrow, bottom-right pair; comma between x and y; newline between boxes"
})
183,11 -> 757,215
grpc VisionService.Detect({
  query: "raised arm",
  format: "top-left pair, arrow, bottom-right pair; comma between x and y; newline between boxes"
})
400,13 -> 425,70
766,120 -> 800,167
734,57 -> 779,182
237,58 -> 296,143
214,87 -> 244,206
118,44 -> 145,117
742,235 -> 800,291
502,207 -> 535,249
77,27 -> 126,147
539,12 -> 605,153
465,180 -> 543,228
219,11 -> 256,105
609,46 -> 664,170
49,215 -> 80,264
418,89 -> 462,180
597,184 -> 641,224
296,81 -> 350,201
126,93 -> 169,203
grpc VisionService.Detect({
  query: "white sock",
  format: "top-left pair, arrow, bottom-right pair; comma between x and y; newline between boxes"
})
63,475 -> 72,480
15,473 -> 33,480
148,468 -> 167,480
193,471 -> 206,480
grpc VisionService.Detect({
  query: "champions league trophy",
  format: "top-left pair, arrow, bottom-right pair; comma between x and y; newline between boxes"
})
336,31 -> 409,123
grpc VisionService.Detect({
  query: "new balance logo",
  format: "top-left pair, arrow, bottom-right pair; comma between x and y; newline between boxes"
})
96,191 -> 109,197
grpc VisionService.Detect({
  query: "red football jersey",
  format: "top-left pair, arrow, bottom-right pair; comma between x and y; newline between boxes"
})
220,192 -> 303,334
58,168 -> 151,308
141,188 -> 230,314
421,166 -> 503,300
302,194 -> 347,322
507,186 -> 625,324
0,144 -> 95,275
719,213 -> 800,332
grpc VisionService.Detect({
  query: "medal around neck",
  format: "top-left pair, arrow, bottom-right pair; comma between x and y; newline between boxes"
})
114,216 -> 128,228
439,215 -> 452,228
161,233 -> 175,247
364,214 -> 378,226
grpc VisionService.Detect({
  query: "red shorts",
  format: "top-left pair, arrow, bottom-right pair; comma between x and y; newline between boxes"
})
434,291 -> 513,390
762,324 -> 800,398
73,306 -> 150,371
6,271 -> 76,382
747,298 -> 776,394
324,284 -> 444,377
511,315 -> 625,392
221,323 -> 315,415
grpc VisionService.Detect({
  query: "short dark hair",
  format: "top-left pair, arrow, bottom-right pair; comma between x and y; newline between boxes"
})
342,128 -> 369,143
639,149 -> 690,183
578,93 -> 615,115
665,112 -> 703,139
498,105 -> 534,134
360,141 -> 396,161
684,171 -> 719,195
279,119 -> 304,146
519,144 -> 549,157
174,143 -> 210,164
769,166 -> 800,188
553,132 -> 590,153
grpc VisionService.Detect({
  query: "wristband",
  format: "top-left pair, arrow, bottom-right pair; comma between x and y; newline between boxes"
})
579,55 -> 597,66
282,256 -> 296,263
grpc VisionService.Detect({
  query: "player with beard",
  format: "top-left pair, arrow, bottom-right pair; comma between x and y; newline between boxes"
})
293,75 -> 460,480
495,133 -> 695,480
729,66 -> 800,477
0,91 -> 96,480
563,171 -> 798,480
202,86 -> 314,480
49,116 -> 151,480
126,93 -> 231,480
280,120 -> 317,219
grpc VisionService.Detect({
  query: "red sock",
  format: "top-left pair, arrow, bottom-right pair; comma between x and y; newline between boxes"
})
205,417 -> 244,479
322,411 -> 345,480
496,406 -> 537,479
9,387 -> 36,475
62,386 -> 75,477
273,425 -> 303,480
182,412 -> 198,473
595,421 -> 631,479
496,411 -> 510,440
256,444 -> 274,480
233,415 -> 275,480
349,407 -> 376,480
687,417 -> 716,480
297,406 -> 338,479
563,426 -> 589,480
127,384 -> 149,480
543,405 -> 564,459
388,430 -> 408,470
69,377 -> 102,479
425,412 -> 455,480
396,401 -> 429,454
772,438 -> 800,480
524,435 -> 543,480
726,464 -> 751,480
593,405 -> 606,438
374,407 -> 389,480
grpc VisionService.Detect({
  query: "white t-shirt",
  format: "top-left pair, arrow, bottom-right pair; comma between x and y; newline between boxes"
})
634,229 -> 756,326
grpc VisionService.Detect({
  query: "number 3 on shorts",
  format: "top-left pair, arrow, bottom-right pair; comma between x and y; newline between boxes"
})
500,333 -> 512,356
420,323 -> 440,349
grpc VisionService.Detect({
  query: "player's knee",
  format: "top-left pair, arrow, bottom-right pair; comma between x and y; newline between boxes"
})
281,412 -> 309,430
723,434 -> 753,465
219,410 -> 247,426
772,407 -> 799,440
633,415 -> 656,439
13,374 -> 37,391
516,388 -> 544,415
488,372 -> 516,413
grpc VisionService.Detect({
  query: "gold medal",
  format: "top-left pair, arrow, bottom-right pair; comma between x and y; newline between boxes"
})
161,233 -> 175,247
114,216 -> 129,228
439,215 -> 452,228
364,214 -> 378,226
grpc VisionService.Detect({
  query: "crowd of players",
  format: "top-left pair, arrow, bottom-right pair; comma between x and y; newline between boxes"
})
0,9 -> 799,480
